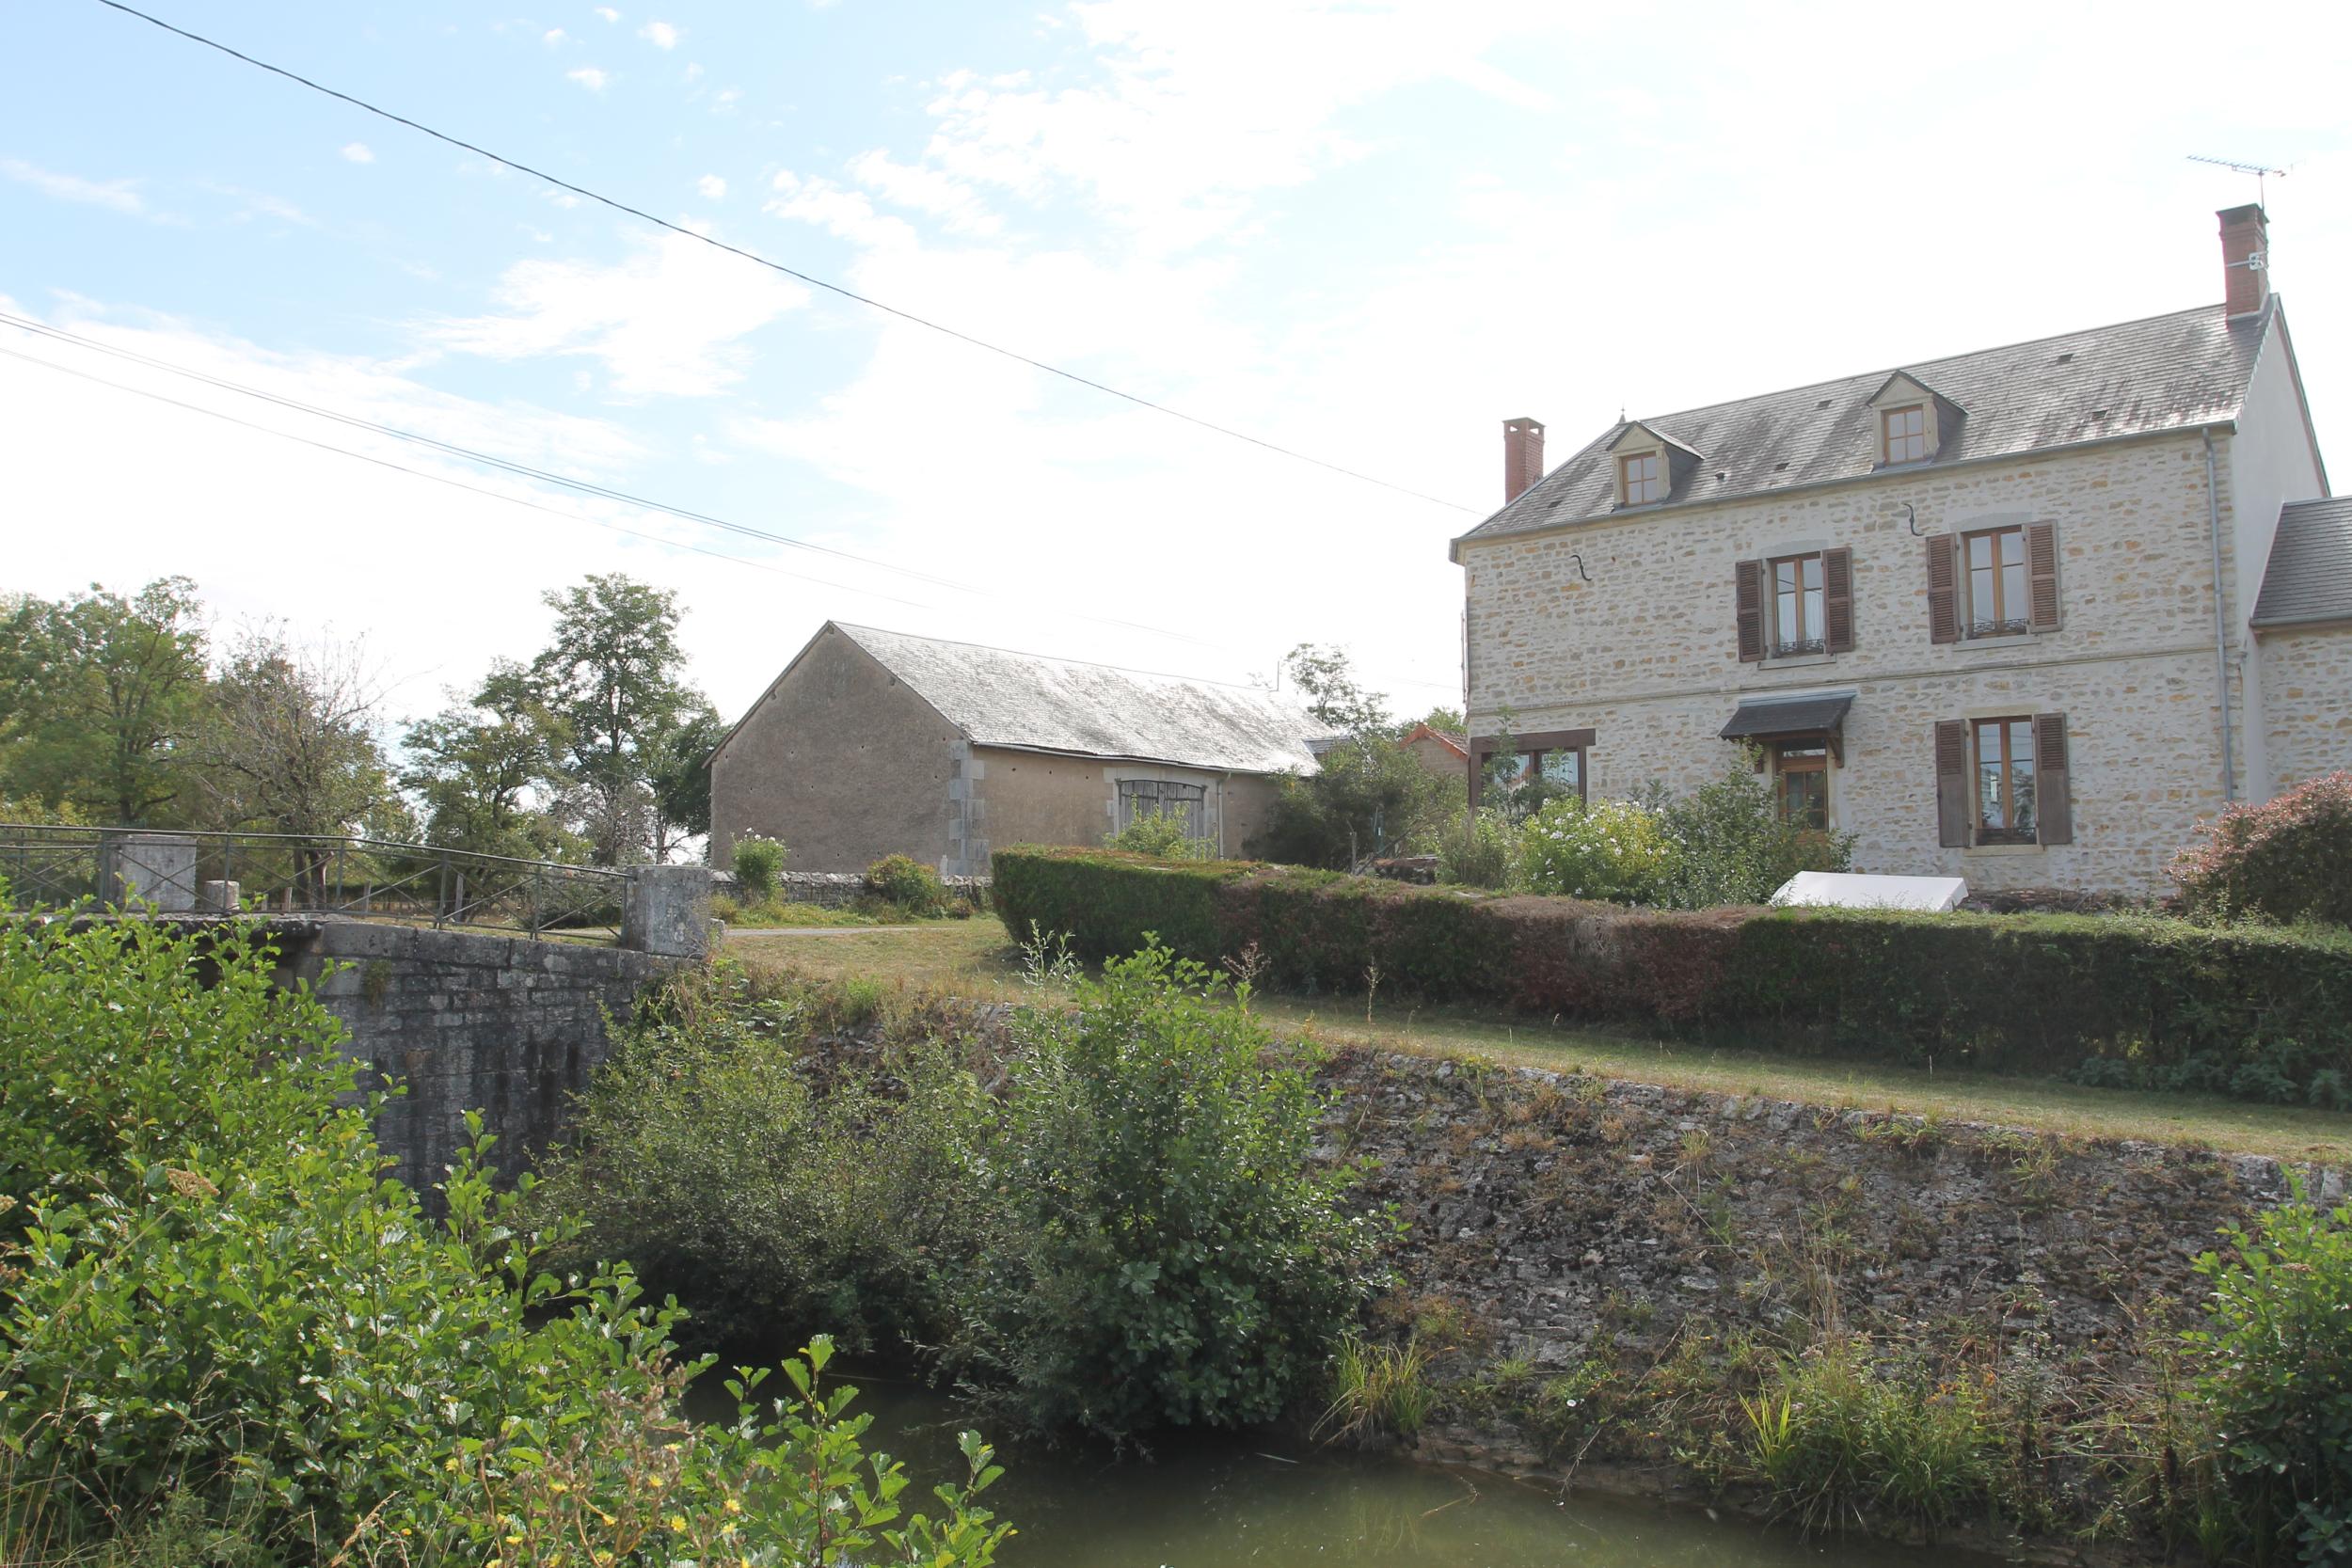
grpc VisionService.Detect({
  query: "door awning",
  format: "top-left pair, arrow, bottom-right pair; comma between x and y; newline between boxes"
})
1720,693 -> 1853,760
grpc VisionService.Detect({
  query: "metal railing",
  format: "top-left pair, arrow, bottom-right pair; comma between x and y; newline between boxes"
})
0,825 -> 632,942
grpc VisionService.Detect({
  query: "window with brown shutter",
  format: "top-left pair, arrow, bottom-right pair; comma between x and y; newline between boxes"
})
1823,546 -> 1854,653
1963,526 -> 2030,637
1933,719 -> 1969,847
1971,717 -> 2038,843
2033,712 -> 2072,843
1926,533 -> 1959,644
2027,523 -> 2061,631
1735,559 -> 1765,662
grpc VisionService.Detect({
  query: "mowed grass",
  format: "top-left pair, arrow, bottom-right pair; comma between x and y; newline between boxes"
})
721,916 -> 2352,1165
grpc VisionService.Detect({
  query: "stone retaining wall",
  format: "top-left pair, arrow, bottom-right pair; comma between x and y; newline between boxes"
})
273,921 -> 675,1195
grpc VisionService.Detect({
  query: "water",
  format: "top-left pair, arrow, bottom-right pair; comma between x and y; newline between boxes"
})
706,1369 -> 1990,1568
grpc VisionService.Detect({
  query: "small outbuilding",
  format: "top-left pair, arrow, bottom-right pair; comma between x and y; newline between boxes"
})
709,622 -> 1318,876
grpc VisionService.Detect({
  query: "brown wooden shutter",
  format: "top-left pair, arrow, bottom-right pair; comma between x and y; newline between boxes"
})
2034,712 -> 2072,844
1735,559 -> 1765,662
1926,534 -> 1959,644
2027,522 -> 2060,631
1823,546 -> 1854,653
1934,720 -> 1970,847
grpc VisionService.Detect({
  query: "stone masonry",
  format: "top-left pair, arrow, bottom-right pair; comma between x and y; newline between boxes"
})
1462,432 -> 2257,893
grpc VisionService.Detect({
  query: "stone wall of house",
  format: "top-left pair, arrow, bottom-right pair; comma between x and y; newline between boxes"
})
2258,623 -> 2352,791
275,921 -> 673,1196
1460,431 -> 2256,891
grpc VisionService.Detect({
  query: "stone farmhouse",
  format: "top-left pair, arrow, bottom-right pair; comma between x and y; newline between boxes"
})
1454,207 -> 2338,894
709,622 -> 1318,876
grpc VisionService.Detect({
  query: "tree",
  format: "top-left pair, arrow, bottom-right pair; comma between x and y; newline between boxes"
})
1252,645 -> 1456,869
401,661 -> 574,862
528,575 -> 711,864
1282,643 -> 1391,737
193,626 -> 392,839
0,578 -> 208,825
647,703 -> 725,862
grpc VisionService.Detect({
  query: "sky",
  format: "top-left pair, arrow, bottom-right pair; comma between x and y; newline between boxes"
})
4,0 -> 2348,740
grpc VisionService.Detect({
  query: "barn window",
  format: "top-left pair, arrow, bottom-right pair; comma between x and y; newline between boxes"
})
1117,779 -> 1210,840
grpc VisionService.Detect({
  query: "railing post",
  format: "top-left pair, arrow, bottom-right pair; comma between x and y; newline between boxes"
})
530,864 -> 542,937
436,854 -> 449,930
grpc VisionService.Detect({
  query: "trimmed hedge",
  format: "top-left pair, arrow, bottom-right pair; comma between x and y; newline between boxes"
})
990,846 -> 2352,1102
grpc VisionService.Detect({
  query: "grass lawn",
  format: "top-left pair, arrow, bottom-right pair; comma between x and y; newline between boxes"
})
723,915 -> 2352,1165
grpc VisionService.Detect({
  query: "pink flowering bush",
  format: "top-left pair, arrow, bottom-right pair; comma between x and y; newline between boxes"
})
2171,770 -> 2352,927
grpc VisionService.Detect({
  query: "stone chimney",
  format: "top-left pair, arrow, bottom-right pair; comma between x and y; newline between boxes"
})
2219,204 -> 2269,318
1503,417 -> 1546,503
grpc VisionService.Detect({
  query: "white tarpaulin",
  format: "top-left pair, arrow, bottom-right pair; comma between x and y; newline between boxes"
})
1770,871 -> 1968,911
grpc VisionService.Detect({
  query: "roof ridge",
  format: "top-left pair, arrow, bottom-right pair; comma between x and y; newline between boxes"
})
1629,300 -> 2224,433
834,621 -> 1280,695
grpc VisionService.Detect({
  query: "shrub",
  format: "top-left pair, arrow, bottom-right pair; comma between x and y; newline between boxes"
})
531,964 -> 989,1353
1438,808 -> 1515,889
1517,796 -> 1673,902
951,944 -> 1388,1440
866,852 -> 948,913
2173,770 -> 2352,927
1739,1339 -> 1996,1534
733,831 -> 788,901
1104,802 -> 1212,860
991,847 -> 2352,1100
1648,750 -> 1856,909
1250,740 -> 1465,869
991,846 -> 1245,962
0,909 -> 1010,1566
2187,1179 -> 2352,1563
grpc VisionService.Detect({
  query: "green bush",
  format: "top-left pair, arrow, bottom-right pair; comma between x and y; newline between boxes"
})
866,852 -> 948,913
1438,808 -> 1515,890
0,902 -> 1011,1566
542,944 -> 1383,1445
1250,738 -> 1465,869
952,945 -> 1388,1440
992,847 -> 2352,1100
1739,1339 -> 1996,1534
1517,796 -> 1674,902
1645,749 -> 1856,909
2188,1179 -> 2352,1563
531,964 -> 991,1353
733,831 -> 788,901
991,846 -> 1247,962
1103,802 -> 1212,860
2173,770 -> 2352,927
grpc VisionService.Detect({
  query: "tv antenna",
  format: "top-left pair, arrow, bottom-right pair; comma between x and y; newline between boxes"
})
2187,154 -> 2291,205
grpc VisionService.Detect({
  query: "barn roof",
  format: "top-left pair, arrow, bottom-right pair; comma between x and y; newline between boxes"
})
833,623 -> 1319,775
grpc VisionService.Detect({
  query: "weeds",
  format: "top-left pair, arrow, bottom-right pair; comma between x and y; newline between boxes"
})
1317,1336 -> 1437,1446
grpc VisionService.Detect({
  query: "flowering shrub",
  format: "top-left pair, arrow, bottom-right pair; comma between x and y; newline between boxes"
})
1517,797 -> 1673,902
2172,770 -> 2352,927
731,831 -> 787,900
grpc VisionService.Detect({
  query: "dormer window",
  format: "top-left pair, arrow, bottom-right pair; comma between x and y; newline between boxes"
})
1619,451 -> 1664,505
1867,373 -> 1963,467
1883,404 -> 1929,465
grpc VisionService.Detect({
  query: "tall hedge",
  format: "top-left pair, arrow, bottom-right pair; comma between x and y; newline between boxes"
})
989,846 -> 2352,1101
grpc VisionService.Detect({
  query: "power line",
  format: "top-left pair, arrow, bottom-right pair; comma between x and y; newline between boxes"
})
0,334 -> 1469,695
0,309 -> 1222,649
85,0 -> 1482,517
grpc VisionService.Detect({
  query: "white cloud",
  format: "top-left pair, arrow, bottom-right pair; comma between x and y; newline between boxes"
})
593,6 -> 619,20
683,61 -> 703,82
696,174 -> 727,200
566,66 -> 610,90
1,157 -> 145,215
341,142 -> 375,164
421,230 -> 810,398
543,26 -> 566,44
639,20 -> 679,48
711,87 -> 741,111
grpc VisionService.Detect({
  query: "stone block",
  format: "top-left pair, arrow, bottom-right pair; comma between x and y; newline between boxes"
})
100,832 -> 199,911
622,865 -> 714,958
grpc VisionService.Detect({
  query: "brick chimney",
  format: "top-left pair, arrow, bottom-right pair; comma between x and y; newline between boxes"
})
1503,417 -> 1545,503
2219,204 -> 2269,318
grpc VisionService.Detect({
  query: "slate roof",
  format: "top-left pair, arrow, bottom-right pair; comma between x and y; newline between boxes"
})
2253,497 -> 2352,628
1456,302 -> 2270,551
1720,693 -> 1854,740
834,624 -> 1319,775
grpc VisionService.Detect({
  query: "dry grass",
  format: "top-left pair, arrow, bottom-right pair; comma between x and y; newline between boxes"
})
723,917 -> 2352,1165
